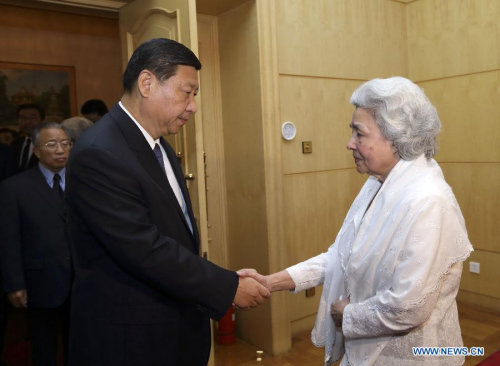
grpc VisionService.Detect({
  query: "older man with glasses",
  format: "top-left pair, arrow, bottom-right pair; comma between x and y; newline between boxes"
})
0,122 -> 73,366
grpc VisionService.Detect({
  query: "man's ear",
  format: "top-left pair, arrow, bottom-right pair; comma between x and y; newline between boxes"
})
33,147 -> 41,159
138,70 -> 153,98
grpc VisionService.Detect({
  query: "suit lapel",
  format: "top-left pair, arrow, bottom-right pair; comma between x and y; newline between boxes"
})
111,106 -> 197,241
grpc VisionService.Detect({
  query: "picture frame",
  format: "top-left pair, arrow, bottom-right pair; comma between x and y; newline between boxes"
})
0,62 -> 77,129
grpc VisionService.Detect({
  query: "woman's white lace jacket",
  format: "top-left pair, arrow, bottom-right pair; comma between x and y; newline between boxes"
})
286,155 -> 473,366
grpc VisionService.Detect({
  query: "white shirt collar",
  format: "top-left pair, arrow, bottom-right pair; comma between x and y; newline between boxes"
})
119,101 -> 159,149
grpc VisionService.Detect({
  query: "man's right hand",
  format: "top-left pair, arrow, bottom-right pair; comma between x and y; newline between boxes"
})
233,277 -> 270,310
8,289 -> 27,308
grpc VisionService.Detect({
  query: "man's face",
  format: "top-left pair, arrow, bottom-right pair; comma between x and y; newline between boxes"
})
0,131 -> 15,145
33,128 -> 71,173
18,108 -> 43,136
143,65 -> 199,139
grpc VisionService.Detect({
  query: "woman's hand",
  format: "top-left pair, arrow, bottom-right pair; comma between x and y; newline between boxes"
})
331,297 -> 350,328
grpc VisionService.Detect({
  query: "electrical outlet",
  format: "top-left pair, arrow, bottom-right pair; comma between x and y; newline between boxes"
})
302,141 -> 312,154
469,261 -> 480,274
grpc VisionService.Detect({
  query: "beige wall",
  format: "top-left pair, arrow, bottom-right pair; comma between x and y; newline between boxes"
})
407,0 -> 500,311
0,5 -> 123,118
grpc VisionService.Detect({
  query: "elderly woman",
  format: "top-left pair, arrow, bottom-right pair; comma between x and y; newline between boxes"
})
240,77 -> 473,366
61,116 -> 93,142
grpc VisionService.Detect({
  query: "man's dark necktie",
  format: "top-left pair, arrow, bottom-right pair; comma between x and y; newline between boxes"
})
20,138 -> 31,169
53,173 -> 63,204
152,144 -> 193,233
153,144 -> 167,175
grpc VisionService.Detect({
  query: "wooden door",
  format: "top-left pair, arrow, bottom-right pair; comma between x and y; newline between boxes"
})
119,0 -> 210,260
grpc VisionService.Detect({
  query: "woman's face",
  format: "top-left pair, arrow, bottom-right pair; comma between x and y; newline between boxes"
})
346,107 -> 400,182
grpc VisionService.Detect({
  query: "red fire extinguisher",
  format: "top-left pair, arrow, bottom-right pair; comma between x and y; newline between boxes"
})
217,307 -> 236,345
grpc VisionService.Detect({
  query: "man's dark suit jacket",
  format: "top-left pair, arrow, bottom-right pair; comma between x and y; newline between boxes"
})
0,165 -> 72,308
0,144 -> 13,182
65,104 -> 239,366
11,136 -> 39,173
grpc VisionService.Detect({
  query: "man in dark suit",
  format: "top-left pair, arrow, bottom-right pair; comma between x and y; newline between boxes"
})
0,122 -> 73,366
10,103 -> 45,174
0,144 -> 12,366
65,38 -> 269,366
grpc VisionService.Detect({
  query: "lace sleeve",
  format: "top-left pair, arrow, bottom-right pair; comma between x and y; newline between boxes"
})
342,285 -> 441,339
286,252 -> 328,293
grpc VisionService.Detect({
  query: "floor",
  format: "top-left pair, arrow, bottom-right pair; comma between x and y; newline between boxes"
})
214,301 -> 500,366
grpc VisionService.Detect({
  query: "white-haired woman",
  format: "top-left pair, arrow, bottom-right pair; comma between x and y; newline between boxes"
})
61,116 -> 93,142
240,77 -> 473,366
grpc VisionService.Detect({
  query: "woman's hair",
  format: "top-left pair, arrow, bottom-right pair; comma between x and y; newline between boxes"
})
61,117 -> 93,141
350,76 -> 441,159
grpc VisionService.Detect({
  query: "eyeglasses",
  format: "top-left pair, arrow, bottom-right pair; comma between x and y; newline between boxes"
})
37,140 -> 73,150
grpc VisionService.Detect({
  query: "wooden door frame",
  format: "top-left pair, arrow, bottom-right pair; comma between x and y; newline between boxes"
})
197,14 -> 229,269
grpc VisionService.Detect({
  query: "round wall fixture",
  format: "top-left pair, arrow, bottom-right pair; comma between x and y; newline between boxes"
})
281,121 -> 296,140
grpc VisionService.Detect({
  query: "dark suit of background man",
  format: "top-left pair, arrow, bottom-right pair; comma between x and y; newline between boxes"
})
0,144 -> 12,366
0,122 -> 73,366
0,144 -> 13,366
0,144 -> 13,182
11,103 -> 45,174
65,38 -> 270,366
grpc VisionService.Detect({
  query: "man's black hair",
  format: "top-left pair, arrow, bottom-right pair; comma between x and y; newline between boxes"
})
80,99 -> 108,116
122,38 -> 201,93
17,103 -> 45,120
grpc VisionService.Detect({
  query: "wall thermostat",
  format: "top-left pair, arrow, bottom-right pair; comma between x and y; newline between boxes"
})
281,121 -> 296,140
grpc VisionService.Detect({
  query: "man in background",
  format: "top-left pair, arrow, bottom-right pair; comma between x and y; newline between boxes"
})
0,122 -> 73,366
0,127 -> 18,146
66,38 -> 269,366
80,99 -> 108,123
10,103 -> 44,173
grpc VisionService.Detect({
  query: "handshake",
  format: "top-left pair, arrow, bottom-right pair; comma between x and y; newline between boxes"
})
232,269 -> 294,310
233,269 -> 348,326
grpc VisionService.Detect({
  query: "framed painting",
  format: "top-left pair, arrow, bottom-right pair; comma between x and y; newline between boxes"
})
0,62 -> 77,129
